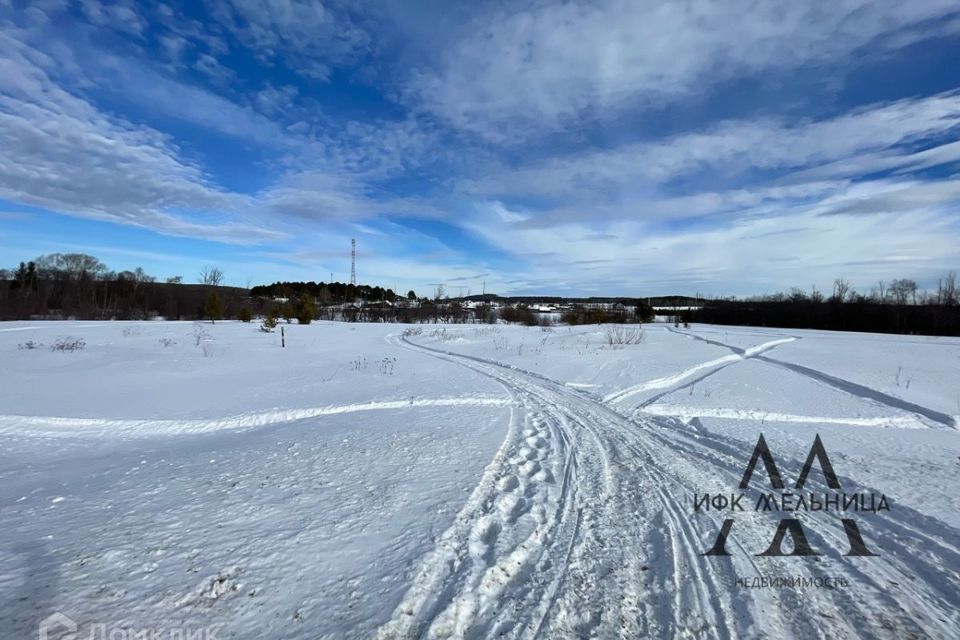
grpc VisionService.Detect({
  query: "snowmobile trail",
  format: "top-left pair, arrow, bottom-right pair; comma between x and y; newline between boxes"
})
0,396 -> 509,438
603,336 -> 796,405
669,328 -> 956,428
379,334 -> 960,639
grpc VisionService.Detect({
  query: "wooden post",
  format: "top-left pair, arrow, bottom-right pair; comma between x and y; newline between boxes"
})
281,326 -> 285,348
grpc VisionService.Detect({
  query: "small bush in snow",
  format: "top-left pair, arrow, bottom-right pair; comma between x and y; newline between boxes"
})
51,336 -> 86,352
238,307 -> 253,323
379,357 -> 397,375
122,326 -> 142,337
18,340 -> 43,350
260,312 -> 278,332
351,355 -> 368,371
193,325 -> 212,346
604,325 -> 644,348
402,327 -> 423,337
895,366 -> 913,389
158,337 -> 176,348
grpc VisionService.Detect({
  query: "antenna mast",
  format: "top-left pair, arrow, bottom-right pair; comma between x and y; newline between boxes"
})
350,238 -> 356,285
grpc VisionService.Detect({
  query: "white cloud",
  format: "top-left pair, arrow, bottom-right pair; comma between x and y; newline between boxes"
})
254,83 -> 299,116
0,31 -> 284,244
208,0 -> 370,80
461,91 -> 960,204
77,0 -> 145,36
462,198 -> 960,296
407,0 -> 960,140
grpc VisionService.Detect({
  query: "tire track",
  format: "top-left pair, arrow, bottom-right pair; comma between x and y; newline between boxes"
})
604,335 -> 796,405
381,336 -> 753,638
381,333 -> 960,639
756,355 -> 957,428
669,328 -> 956,429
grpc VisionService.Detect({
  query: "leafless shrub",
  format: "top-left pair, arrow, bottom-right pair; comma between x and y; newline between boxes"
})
604,325 -> 644,348
51,336 -> 86,352
122,326 -> 142,337
402,327 -> 423,337
895,366 -> 914,389
193,325 -> 212,346
379,357 -> 397,375
158,337 -> 176,348
18,340 -> 43,350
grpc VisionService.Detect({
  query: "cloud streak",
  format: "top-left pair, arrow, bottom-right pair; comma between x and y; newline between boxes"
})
407,0 -> 960,140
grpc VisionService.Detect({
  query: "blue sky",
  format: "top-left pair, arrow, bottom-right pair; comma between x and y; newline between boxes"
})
1,0 -> 959,297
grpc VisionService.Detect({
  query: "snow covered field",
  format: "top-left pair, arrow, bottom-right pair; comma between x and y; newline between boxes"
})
1,321 -> 958,639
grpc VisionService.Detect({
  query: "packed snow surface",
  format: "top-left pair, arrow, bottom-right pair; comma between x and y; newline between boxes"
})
1,321 -> 958,639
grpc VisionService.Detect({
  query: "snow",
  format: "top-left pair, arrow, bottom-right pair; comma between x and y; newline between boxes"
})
2,320 -> 959,638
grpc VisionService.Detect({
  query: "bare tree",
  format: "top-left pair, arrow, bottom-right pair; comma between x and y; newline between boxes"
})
810,284 -> 823,303
166,276 -> 183,284
129,267 -> 154,297
942,271 -> 957,306
36,253 -> 107,280
832,278 -> 851,303
889,279 -> 917,305
199,266 -> 224,287
873,280 -> 887,303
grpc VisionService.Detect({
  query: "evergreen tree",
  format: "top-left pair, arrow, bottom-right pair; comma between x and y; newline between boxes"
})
260,310 -> 278,332
296,293 -> 317,324
203,291 -> 223,324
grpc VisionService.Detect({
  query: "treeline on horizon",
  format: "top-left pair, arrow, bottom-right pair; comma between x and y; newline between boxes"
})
687,275 -> 960,337
249,281 -> 401,304
1,253 -> 958,335
0,254 -> 248,321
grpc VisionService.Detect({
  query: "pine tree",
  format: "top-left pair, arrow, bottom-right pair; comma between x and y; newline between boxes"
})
203,291 -> 223,324
260,310 -> 278,332
296,293 -> 316,324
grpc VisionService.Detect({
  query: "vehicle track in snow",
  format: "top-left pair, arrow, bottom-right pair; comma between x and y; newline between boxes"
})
665,328 -> 956,429
378,334 -> 960,639
603,335 -> 797,406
